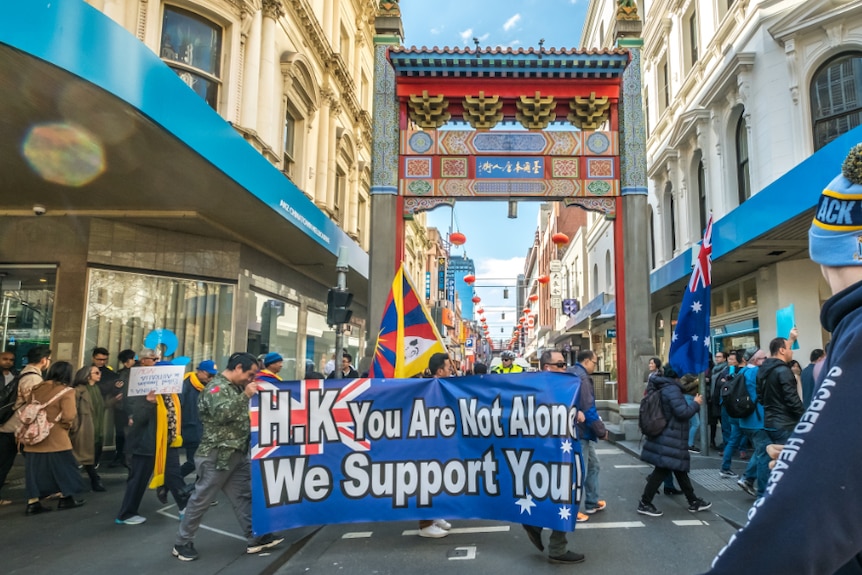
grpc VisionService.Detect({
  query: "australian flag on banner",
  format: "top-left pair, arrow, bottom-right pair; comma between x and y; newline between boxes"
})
668,215 -> 713,376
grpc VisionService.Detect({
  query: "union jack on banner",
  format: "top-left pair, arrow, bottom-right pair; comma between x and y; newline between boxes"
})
668,215 -> 713,376
250,377 -> 372,458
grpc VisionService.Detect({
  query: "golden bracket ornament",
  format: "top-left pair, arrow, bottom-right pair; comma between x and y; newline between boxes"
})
407,90 -> 451,129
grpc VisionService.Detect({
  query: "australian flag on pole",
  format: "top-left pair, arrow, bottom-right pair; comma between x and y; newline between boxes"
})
668,215 -> 713,376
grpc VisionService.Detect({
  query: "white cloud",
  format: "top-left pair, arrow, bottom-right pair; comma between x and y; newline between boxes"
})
509,39 -> 522,47
479,32 -> 490,42
476,257 -> 525,280
503,14 -> 521,32
430,26 -> 442,35
459,28 -> 473,44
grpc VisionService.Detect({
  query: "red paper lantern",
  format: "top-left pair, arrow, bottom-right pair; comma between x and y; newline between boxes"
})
449,232 -> 466,246
463,274 -> 475,285
523,307 -> 531,314
552,232 -> 570,246
476,307 -> 484,314
529,294 -> 539,302
472,296 -> 481,304
518,318 -> 525,324
538,275 -> 550,284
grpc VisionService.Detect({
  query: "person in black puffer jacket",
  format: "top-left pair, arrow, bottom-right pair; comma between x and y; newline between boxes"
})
637,364 -> 711,517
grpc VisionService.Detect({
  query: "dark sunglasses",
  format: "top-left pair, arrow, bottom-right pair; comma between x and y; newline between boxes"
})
549,362 -> 567,368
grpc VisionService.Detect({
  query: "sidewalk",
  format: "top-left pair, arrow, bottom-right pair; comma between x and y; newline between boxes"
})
1,455 -> 317,575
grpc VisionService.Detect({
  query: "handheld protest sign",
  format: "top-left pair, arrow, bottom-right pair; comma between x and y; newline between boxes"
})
127,365 -> 185,396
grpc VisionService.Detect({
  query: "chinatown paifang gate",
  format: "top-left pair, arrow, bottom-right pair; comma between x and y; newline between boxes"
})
368,3 -> 652,403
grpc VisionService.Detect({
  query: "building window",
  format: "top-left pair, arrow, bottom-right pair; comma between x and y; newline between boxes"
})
659,58 -> 670,113
357,195 -> 367,248
736,114 -> 751,204
247,292 -> 299,378
592,263 -> 599,299
655,313 -> 665,360
283,107 -> 296,178
161,6 -> 223,109
605,250 -> 612,291
665,183 -> 676,257
697,160 -> 707,235
688,10 -> 699,67
644,90 -> 650,138
334,169 -> 346,224
649,208 -> 656,269
811,53 -> 862,150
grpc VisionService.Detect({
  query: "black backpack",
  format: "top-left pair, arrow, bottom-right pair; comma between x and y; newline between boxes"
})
639,387 -> 668,437
0,372 -> 23,425
720,370 -> 756,418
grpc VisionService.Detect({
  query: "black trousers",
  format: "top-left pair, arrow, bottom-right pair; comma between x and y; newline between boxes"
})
116,448 -> 186,520
0,432 -> 17,497
642,466 -> 697,504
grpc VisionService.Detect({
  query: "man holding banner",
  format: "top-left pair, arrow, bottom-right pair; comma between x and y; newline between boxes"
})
522,349 -> 586,565
172,352 -> 284,562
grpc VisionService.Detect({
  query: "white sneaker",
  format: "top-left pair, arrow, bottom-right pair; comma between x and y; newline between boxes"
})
433,519 -> 452,531
418,524 -> 449,538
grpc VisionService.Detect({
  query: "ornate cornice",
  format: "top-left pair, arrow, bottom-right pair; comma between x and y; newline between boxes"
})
262,0 -> 284,20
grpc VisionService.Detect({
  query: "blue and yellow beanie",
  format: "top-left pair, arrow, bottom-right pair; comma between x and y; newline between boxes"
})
809,144 -> 862,266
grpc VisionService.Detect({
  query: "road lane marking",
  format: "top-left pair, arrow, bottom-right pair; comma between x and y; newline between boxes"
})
156,505 -> 245,541
595,449 -> 623,455
342,532 -> 373,539
576,521 -> 644,529
613,464 -> 651,468
448,546 -> 477,560
673,520 -> 708,526
402,525 -> 510,536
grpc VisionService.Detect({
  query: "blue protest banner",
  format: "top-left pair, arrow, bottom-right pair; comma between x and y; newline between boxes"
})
250,372 -> 583,534
776,304 -> 800,350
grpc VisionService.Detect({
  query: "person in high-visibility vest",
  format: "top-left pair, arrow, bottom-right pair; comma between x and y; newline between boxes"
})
492,350 -> 524,374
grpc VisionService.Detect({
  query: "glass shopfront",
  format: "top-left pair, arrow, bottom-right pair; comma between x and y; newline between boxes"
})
0,265 -> 56,369
84,268 -> 234,369
247,291 -> 299,376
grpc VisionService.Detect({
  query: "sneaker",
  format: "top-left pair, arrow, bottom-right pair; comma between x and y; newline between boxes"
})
156,485 -> 168,504
637,500 -> 663,517
719,469 -> 738,479
548,550 -> 586,564
247,533 -> 285,554
688,445 -> 701,453
688,498 -> 712,512
172,542 -> 199,562
737,479 -> 757,497
433,519 -> 452,531
178,509 -> 185,521
418,524 -> 449,538
584,500 -> 606,514
115,515 -> 146,525
576,512 -> 589,522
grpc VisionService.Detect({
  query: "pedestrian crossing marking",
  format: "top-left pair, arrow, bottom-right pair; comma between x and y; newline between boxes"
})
342,532 -> 373,539
672,520 -> 707,526
577,521 -> 645,529
613,464 -> 651,468
595,449 -> 623,455
401,525 -> 510,536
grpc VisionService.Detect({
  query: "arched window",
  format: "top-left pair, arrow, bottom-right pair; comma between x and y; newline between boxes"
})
697,160 -> 707,234
655,313 -> 665,360
592,263 -> 599,299
160,6 -> 222,110
736,114 -> 751,205
811,53 -> 862,150
605,250 -> 613,290
670,305 -> 679,337
665,183 -> 676,257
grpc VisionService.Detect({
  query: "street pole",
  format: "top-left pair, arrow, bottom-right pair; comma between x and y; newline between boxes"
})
334,247 -> 349,360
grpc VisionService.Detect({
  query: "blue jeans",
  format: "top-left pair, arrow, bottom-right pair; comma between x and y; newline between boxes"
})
579,439 -> 600,510
741,429 -> 771,497
686,395 -> 700,447
720,408 -> 742,472
767,428 -> 793,445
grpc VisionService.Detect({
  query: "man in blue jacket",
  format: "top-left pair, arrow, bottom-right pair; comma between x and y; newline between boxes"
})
568,350 -> 607,522
735,348 -> 767,498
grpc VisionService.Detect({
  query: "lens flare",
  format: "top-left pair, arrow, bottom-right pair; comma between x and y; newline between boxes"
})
21,122 -> 105,187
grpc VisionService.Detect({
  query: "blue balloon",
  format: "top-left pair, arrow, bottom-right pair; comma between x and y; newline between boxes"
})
145,328 -> 179,357
172,356 -> 191,367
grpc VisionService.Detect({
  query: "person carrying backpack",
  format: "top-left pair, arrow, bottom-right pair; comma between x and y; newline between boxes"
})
735,348 -> 768,498
637,363 -> 711,517
20,360 -> 86,515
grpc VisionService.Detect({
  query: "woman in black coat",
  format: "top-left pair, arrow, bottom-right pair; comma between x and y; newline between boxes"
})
637,364 -> 711,517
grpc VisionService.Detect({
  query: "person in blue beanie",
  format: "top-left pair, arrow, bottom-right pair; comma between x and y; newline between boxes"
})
706,143 -> 862,574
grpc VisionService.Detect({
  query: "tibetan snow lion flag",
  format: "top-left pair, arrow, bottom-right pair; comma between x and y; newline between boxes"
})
369,263 -> 446,378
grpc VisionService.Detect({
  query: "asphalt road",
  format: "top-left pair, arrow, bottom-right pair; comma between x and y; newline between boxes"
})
2,442 -> 752,575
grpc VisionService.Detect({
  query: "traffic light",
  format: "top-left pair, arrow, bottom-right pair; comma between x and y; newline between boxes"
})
327,288 -> 353,326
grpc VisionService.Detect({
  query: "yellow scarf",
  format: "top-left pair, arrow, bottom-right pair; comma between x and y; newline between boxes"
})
149,393 -> 183,490
186,372 -> 205,392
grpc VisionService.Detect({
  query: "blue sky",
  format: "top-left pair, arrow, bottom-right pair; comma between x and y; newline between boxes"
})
399,1 -> 589,338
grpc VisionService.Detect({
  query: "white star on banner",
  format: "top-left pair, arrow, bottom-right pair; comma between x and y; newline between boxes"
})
560,439 -> 572,453
672,332 -> 678,342
692,334 -> 699,342
516,494 -> 537,515
691,301 -> 703,313
704,336 -> 711,347
558,506 -> 571,520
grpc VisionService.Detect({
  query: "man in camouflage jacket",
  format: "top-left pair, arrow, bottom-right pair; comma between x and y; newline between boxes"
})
172,352 -> 283,561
